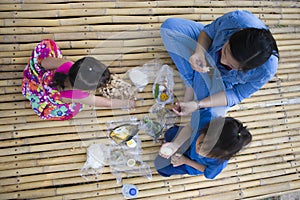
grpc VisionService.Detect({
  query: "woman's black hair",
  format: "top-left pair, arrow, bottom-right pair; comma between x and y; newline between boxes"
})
200,117 -> 252,160
53,57 -> 110,90
229,28 -> 279,71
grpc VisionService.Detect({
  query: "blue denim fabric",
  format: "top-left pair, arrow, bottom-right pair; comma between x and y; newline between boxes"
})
160,10 -> 278,107
154,110 -> 227,179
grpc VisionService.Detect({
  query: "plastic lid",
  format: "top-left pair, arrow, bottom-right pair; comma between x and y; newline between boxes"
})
126,139 -> 137,148
127,159 -> 136,167
129,188 -> 137,196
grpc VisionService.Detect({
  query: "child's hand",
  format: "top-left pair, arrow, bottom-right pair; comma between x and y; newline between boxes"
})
159,142 -> 178,159
171,153 -> 187,167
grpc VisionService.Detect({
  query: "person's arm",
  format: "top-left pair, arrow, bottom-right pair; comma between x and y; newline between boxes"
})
159,124 -> 193,158
171,154 -> 206,172
185,157 -> 206,172
183,87 -> 194,102
198,91 -> 227,108
41,57 -> 71,70
69,94 -> 135,109
196,31 -> 212,52
172,91 -> 227,116
189,31 -> 212,73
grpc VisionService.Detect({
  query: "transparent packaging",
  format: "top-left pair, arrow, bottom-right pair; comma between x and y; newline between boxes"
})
80,143 -> 109,180
109,134 -> 152,184
152,64 -> 175,106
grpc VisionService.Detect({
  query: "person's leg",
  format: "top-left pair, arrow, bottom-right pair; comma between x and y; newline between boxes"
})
154,155 -> 189,177
160,18 -> 211,101
155,125 -> 192,176
160,18 -> 204,87
164,125 -> 181,142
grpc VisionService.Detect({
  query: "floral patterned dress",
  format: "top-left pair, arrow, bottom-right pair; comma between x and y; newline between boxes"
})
22,39 -> 82,120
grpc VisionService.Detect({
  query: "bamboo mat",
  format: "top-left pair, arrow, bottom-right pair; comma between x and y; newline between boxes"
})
0,0 -> 300,199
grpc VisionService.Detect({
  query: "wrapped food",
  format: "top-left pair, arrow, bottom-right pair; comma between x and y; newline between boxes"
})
141,116 -> 163,141
109,124 -> 139,144
152,65 -> 174,106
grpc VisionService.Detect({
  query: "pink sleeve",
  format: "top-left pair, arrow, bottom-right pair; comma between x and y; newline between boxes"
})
56,61 -> 73,74
56,61 -> 89,99
60,90 -> 90,99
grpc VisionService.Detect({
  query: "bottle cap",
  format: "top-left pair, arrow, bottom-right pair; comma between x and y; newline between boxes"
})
129,188 -> 137,196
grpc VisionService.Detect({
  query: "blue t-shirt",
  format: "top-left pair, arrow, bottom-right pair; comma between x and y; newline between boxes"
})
202,10 -> 278,106
184,109 -> 228,179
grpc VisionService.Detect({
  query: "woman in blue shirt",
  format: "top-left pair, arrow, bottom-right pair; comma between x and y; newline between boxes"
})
160,10 -> 279,116
154,109 -> 252,178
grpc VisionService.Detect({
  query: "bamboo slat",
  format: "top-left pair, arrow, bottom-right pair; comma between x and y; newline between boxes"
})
1,0 -> 300,200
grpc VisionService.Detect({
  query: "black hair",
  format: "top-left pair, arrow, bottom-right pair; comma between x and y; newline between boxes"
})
53,57 -> 110,90
229,28 -> 279,71
200,117 -> 252,160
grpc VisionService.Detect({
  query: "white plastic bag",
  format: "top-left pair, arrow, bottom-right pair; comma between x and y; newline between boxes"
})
80,143 -> 109,180
127,59 -> 162,92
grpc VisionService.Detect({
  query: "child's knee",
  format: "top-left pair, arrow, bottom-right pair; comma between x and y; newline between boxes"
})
164,125 -> 180,142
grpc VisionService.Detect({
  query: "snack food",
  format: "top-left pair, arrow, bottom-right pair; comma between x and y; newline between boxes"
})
160,146 -> 173,156
109,124 -> 139,144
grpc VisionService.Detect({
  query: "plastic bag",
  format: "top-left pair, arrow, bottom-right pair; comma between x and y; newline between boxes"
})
109,134 -> 152,184
126,59 -> 162,92
80,143 -> 109,180
149,104 -> 178,129
152,64 -> 174,106
139,115 -> 164,142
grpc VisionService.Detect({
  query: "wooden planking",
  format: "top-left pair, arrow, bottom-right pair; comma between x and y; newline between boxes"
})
1,0 -> 300,200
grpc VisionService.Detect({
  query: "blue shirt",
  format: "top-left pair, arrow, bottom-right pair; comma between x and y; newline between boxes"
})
185,109 -> 228,179
203,10 -> 278,106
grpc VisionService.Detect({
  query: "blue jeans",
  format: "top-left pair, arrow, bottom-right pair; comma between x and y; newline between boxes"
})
160,18 -> 227,116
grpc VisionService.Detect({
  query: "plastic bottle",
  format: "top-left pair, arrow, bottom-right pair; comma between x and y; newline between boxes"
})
122,184 -> 138,199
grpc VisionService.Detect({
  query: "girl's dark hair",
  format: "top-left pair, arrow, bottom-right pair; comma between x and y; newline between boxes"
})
200,117 -> 252,160
53,57 -> 110,90
229,28 -> 279,71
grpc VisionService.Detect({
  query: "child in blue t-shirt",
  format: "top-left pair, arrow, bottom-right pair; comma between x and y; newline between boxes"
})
154,109 -> 252,179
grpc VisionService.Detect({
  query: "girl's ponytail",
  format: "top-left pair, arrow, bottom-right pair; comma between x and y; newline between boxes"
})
238,125 -> 252,147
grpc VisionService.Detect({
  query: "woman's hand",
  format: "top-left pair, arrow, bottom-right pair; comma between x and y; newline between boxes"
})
172,101 -> 198,116
159,142 -> 179,159
171,153 -> 188,167
189,51 -> 209,73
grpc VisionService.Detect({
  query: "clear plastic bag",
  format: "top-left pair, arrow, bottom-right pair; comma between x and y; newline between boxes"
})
149,104 -> 178,129
139,115 -> 164,142
152,64 -> 175,106
126,59 -> 162,92
109,134 -> 152,184
80,143 -> 109,180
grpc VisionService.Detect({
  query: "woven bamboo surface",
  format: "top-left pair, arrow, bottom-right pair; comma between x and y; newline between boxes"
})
0,0 -> 300,199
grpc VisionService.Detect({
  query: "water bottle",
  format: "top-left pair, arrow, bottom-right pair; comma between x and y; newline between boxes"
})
122,184 -> 138,199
